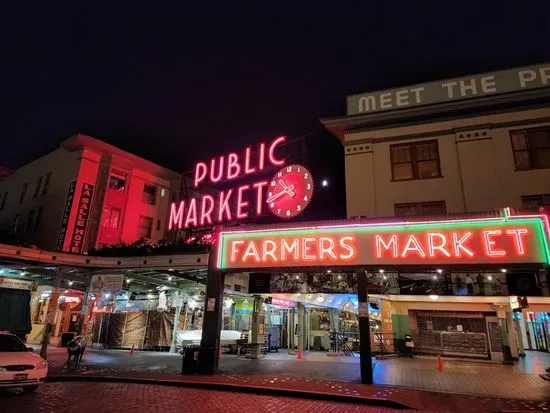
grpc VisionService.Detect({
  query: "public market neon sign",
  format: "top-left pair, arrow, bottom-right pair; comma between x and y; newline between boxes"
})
217,214 -> 550,269
169,136 -> 286,229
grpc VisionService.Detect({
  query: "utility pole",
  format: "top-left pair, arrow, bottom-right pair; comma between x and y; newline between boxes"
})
40,268 -> 62,360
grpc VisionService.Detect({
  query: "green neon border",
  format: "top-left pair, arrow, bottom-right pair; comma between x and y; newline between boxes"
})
219,218 -> 550,269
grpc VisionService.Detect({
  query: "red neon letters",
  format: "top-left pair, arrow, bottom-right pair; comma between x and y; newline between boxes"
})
375,230 -> 528,259
194,136 -> 286,188
169,136 -> 287,230
229,236 -> 357,265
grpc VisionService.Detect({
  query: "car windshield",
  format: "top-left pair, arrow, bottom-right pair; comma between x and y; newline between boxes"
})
0,335 -> 28,352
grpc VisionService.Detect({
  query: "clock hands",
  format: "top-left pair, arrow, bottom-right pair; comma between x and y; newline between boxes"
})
266,179 -> 295,204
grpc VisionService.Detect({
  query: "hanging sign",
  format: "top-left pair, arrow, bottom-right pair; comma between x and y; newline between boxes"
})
168,136 -> 314,229
69,182 -> 95,254
235,298 -> 253,315
218,215 -> 550,269
56,180 -> 77,251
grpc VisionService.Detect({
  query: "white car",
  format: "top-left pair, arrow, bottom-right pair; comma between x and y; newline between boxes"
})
0,332 -> 48,393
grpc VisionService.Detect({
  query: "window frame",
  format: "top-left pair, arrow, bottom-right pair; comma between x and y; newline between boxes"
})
33,176 -> 43,198
138,216 -> 153,239
390,140 -> 442,181
142,184 -> 158,205
510,127 -> 550,171
0,191 -> 7,211
41,172 -> 52,196
521,194 -> 550,211
19,183 -> 28,204
394,201 -> 447,217
102,207 -> 122,230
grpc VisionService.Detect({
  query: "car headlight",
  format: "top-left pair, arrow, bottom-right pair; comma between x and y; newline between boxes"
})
35,360 -> 48,369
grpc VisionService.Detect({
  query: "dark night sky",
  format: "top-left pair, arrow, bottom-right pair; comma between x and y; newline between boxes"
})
2,2 -> 549,174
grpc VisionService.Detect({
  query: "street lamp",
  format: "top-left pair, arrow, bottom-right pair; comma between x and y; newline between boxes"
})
321,179 -> 329,187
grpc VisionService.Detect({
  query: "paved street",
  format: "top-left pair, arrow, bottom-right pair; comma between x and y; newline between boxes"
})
39,345 -> 550,401
0,382 -> 402,413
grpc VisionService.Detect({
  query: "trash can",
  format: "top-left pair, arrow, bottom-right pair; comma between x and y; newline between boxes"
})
198,346 -> 218,375
60,332 -> 76,347
181,345 -> 201,375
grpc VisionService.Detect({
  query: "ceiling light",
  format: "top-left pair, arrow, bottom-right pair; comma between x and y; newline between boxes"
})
68,281 -> 74,286
168,276 -> 173,281
379,269 -> 384,274
432,275 -> 438,280
436,269 -> 443,274
327,270 -> 331,273
487,275 -> 493,281
126,279 -> 131,284
429,294 -> 439,301
500,268 -> 507,273
104,293 -> 110,299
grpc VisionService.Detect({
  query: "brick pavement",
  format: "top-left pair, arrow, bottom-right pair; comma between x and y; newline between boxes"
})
39,346 -> 550,401
0,382 -> 405,413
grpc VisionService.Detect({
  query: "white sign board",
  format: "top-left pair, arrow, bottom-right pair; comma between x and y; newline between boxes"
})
0,277 -> 36,291
90,275 -> 124,295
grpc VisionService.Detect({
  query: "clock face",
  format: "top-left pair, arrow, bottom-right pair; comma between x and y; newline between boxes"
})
266,164 -> 314,219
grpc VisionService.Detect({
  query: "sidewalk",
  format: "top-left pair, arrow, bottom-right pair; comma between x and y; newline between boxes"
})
40,346 -> 550,411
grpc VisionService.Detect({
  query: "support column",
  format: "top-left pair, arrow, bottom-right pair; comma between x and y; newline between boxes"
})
199,269 -> 224,373
357,270 -> 373,384
170,290 -> 182,353
297,302 -> 305,352
247,296 -> 265,359
40,269 -> 62,360
199,244 -> 225,374
497,307 -> 514,365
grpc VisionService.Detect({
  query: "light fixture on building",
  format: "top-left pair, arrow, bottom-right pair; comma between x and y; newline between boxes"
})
321,179 -> 329,187
432,275 -> 438,280
64,289 -> 69,293
429,294 -> 439,301
327,269 -> 332,273
436,269 -> 443,274
104,293 -> 111,299
501,268 -> 507,273
487,275 -> 494,281
126,279 -> 131,284
168,268 -> 174,271
168,276 -> 173,281
337,275 -> 342,280
295,275 -> 300,280
379,269 -> 384,274
68,281 -> 74,286
382,275 -> 388,280
317,296 -> 325,303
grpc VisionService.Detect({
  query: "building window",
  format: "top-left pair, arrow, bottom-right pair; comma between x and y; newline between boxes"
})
156,219 -> 161,231
395,201 -> 447,217
33,176 -> 43,198
41,172 -> 51,196
34,207 -> 44,231
102,207 -> 121,229
108,170 -> 127,192
510,127 -> 550,170
138,216 -> 153,239
0,192 -> 7,211
142,184 -> 157,205
12,215 -> 20,234
19,183 -> 28,204
390,140 -> 441,181
521,194 -> 550,211
26,209 -> 35,232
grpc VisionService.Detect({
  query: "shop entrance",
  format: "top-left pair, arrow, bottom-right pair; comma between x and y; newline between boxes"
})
525,312 -> 549,351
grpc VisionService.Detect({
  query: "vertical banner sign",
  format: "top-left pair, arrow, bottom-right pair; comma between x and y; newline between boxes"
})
56,180 -> 77,251
69,183 -> 95,254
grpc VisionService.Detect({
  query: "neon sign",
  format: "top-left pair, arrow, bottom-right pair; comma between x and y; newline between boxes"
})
217,214 -> 550,269
169,136 -> 314,230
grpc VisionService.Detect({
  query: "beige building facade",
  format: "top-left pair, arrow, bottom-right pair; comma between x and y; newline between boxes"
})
323,63 -> 550,219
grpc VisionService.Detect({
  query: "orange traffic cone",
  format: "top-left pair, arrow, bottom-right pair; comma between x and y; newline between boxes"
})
436,355 -> 444,371
130,344 -> 135,355
296,346 -> 303,360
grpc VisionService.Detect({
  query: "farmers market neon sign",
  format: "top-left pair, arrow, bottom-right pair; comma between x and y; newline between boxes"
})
217,214 -> 550,269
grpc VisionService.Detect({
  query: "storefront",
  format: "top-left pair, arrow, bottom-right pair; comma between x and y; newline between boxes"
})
198,209 -> 550,383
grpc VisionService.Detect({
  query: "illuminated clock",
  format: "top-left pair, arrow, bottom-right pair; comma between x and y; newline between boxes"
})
266,164 -> 314,219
